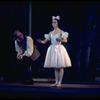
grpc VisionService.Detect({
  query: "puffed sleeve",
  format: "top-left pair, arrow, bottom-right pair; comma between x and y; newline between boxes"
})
44,34 -> 51,41
22,36 -> 33,57
61,32 -> 69,38
15,40 -> 23,56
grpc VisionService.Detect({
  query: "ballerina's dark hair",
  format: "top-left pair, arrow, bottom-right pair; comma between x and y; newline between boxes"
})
52,15 -> 62,28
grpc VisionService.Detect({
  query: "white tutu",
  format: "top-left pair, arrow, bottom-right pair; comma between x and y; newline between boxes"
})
44,32 -> 72,68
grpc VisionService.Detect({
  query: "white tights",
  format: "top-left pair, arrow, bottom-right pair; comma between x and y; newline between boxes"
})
54,68 -> 64,85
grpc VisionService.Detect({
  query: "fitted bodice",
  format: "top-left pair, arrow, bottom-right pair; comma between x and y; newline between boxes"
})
50,33 -> 61,45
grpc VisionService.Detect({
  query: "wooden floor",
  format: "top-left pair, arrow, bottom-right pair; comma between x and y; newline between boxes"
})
0,78 -> 100,99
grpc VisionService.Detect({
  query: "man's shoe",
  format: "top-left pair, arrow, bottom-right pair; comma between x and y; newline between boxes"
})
21,80 -> 34,85
28,80 -> 34,84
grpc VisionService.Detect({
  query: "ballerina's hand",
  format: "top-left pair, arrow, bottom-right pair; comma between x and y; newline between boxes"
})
37,39 -> 42,43
56,38 -> 61,42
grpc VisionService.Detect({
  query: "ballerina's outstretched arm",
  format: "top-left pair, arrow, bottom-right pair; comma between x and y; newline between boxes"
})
37,38 -> 48,44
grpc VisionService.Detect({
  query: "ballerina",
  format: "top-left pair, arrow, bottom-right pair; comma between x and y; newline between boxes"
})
37,15 -> 72,87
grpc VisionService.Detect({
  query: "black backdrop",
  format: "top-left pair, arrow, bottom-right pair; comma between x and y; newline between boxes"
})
0,1 -> 100,82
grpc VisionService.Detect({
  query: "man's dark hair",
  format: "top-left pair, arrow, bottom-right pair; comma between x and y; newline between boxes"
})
13,30 -> 24,40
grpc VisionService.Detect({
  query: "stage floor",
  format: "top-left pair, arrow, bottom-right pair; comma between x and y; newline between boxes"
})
0,78 -> 100,99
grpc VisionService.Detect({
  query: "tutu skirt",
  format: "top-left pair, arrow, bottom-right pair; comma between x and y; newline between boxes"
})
44,44 -> 72,68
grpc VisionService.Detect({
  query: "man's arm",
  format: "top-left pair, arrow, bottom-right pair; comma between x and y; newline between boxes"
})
22,36 -> 33,57
15,40 -> 23,56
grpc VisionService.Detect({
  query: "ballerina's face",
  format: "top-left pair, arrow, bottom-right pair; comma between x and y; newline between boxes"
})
52,19 -> 58,28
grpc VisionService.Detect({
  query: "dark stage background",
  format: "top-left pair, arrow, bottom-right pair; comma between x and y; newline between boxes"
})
0,1 -> 100,82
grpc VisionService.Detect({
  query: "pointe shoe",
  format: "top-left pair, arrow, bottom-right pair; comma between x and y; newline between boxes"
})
56,83 -> 61,87
50,83 -> 58,87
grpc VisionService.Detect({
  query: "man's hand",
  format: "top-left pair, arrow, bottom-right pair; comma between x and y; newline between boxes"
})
17,55 -> 23,59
